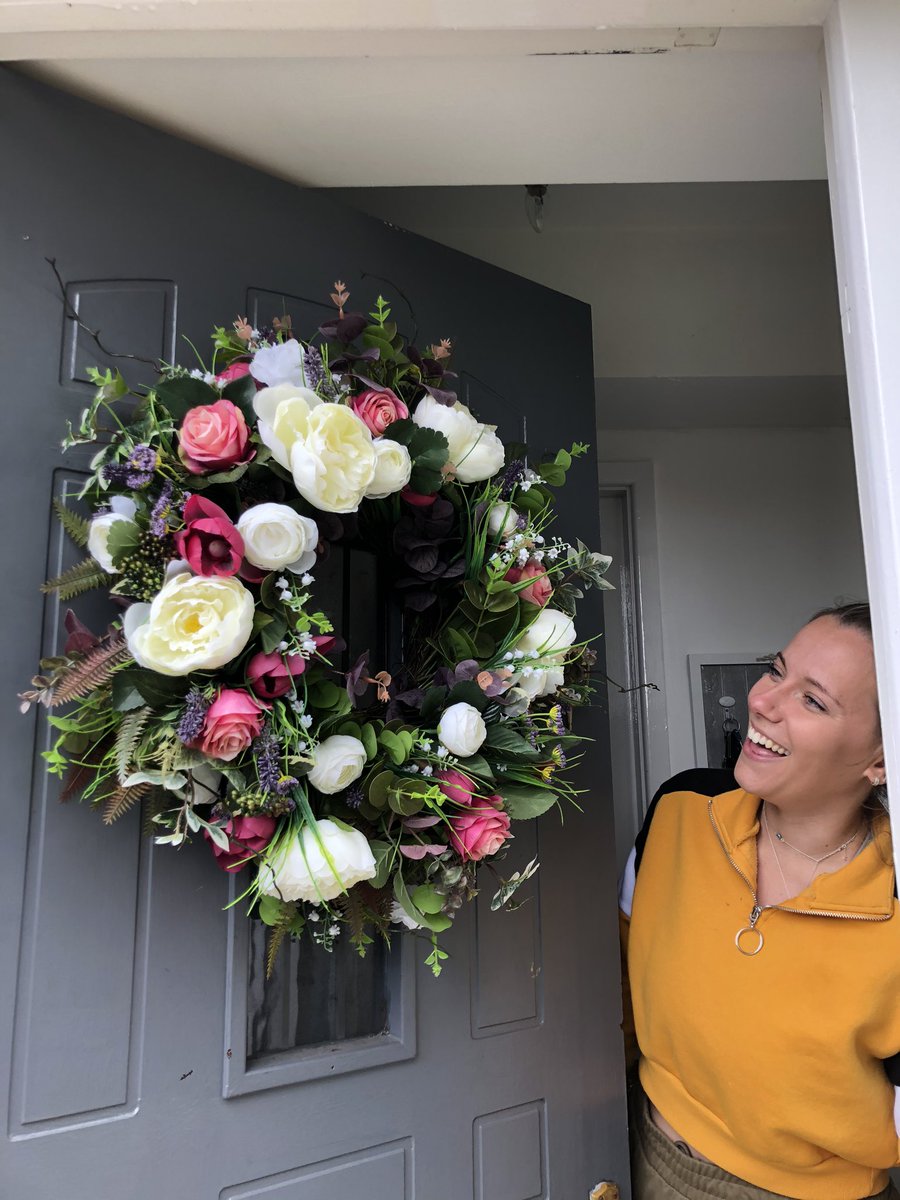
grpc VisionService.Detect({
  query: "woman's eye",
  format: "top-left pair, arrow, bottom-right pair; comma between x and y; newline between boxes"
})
805,694 -> 826,712
767,663 -> 782,679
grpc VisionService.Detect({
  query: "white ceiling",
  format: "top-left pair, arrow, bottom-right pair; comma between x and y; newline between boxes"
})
9,11 -> 829,187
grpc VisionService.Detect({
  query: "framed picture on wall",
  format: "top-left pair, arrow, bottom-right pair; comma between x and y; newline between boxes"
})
687,652 -> 774,769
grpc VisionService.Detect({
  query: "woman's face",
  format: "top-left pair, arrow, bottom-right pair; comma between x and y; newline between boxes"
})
734,616 -> 883,810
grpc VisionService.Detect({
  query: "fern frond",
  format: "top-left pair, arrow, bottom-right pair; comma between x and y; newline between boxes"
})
265,924 -> 288,979
142,788 -> 173,836
52,497 -> 90,548
101,780 -> 150,825
42,556 -> 111,601
51,633 -> 129,707
115,706 -> 151,784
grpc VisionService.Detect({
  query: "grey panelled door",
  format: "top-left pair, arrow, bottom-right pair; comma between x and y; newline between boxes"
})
0,69 -> 629,1200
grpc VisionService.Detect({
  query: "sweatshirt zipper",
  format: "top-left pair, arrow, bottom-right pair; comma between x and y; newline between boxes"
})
706,802 -> 891,950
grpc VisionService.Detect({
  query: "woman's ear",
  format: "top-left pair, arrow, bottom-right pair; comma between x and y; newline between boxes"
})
863,750 -> 886,789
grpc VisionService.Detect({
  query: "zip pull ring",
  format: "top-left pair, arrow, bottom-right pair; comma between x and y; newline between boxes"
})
735,906 -> 765,955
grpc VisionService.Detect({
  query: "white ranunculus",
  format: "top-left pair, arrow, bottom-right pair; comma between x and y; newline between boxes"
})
249,339 -> 305,388
253,383 -> 321,470
123,571 -> 254,676
259,819 -> 377,903
365,438 -> 412,499
307,734 -> 367,795
412,396 -> 504,484
513,608 -> 578,699
290,404 -> 376,513
437,702 -> 487,758
486,501 -> 519,540
236,503 -> 319,573
455,427 -> 505,484
87,495 -> 137,573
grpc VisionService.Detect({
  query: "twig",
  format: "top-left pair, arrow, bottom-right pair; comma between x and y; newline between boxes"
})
46,257 -> 160,368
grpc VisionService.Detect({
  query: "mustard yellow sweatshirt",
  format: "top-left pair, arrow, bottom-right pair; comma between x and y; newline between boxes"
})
620,769 -> 900,1200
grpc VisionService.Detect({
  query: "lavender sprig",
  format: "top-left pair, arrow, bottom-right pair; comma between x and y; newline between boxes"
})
177,688 -> 209,745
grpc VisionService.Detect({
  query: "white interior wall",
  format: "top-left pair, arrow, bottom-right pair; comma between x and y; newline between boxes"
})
599,426 -> 867,774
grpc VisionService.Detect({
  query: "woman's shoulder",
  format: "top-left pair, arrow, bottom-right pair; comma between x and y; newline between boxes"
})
632,768 -> 737,871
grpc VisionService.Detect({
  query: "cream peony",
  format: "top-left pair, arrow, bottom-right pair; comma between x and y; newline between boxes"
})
514,608 -> 578,699
365,438 -> 412,499
87,495 -> 137,573
486,502 -> 519,540
259,819 -> 377,903
236,503 -> 319,573
123,571 -> 254,676
307,734 -> 367,795
437,702 -> 487,758
252,383 -> 322,470
412,396 -> 504,484
289,404 -> 376,513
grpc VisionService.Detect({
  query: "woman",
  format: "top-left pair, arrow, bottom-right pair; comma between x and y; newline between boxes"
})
620,603 -> 900,1199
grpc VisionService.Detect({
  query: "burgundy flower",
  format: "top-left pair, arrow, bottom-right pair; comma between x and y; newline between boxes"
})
246,651 -> 307,700
174,495 -> 244,577
204,815 -> 276,872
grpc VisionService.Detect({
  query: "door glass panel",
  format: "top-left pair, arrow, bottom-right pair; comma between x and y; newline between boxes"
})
247,924 -> 390,1056
245,540 -> 393,1056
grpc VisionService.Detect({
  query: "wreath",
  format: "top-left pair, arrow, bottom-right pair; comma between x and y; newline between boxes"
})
21,280 -> 612,975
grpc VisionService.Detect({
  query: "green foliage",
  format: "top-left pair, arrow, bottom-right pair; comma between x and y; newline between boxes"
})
42,556 -> 111,600
53,497 -> 90,548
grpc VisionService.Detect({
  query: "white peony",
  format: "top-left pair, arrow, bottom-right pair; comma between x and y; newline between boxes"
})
486,502 -> 519,540
123,571 -> 254,676
307,734 -> 367,795
365,438 -> 412,499
253,383 -> 321,470
259,819 -> 377,903
87,495 -> 137,573
514,608 -> 578,699
236,503 -> 319,573
437,702 -> 487,758
412,396 -> 504,484
249,339 -> 305,388
289,404 -> 376,513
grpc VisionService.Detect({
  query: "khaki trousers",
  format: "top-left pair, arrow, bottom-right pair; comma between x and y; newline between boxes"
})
630,1087 -> 900,1200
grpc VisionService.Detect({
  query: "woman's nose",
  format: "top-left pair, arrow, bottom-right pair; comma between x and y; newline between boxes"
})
749,679 -> 781,722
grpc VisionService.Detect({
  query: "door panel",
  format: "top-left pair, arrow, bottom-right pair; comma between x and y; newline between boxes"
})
0,67 -> 628,1200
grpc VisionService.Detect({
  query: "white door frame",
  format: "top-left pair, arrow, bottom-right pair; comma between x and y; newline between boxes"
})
821,0 -> 900,832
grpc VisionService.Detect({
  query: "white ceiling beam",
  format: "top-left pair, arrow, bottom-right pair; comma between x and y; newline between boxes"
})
0,0 -> 834,41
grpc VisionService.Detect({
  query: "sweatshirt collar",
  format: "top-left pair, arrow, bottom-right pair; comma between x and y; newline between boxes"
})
710,788 -> 896,919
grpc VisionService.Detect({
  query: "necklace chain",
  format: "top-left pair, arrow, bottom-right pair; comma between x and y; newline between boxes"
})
765,802 -> 862,864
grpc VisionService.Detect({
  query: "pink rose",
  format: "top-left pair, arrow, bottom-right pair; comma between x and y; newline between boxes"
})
505,560 -> 553,607
195,688 -> 265,761
449,798 -> 512,862
215,361 -> 252,387
204,815 -> 276,872
174,494 -> 244,576
246,650 -> 306,700
351,388 -> 409,436
178,399 -> 254,475
437,769 -> 479,808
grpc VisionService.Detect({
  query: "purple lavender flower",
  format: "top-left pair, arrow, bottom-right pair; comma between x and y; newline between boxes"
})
255,726 -> 282,793
275,776 -> 298,797
150,479 -> 174,537
177,689 -> 209,745
499,458 -> 526,499
302,346 -> 325,389
102,462 -> 132,487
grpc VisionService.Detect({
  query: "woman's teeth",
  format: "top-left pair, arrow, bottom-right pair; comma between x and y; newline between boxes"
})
747,722 -> 790,756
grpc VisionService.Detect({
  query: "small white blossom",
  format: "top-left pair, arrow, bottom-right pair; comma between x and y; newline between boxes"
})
301,573 -> 315,586
436,746 -> 449,759
277,640 -> 288,652
521,666 -> 534,677
513,649 -> 525,660
301,637 -> 317,653
290,699 -> 305,713
328,924 -> 341,936
307,910 -> 321,923
300,714 -> 313,729
276,577 -> 289,589
421,764 -> 433,777
407,764 -> 419,774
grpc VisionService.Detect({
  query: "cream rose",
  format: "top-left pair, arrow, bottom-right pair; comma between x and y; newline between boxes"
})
123,571 -> 254,676
365,438 -> 412,499
486,502 -> 519,540
437,702 -> 487,758
253,384 -> 321,470
289,404 -> 377,513
87,495 -> 137,573
307,734 -> 367,795
412,396 -> 504,484
236,503 -> 319,573
514,607 -> 578,699
259,819 -> 377,903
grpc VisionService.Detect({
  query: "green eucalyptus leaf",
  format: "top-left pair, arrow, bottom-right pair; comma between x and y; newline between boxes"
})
412,885 -> 445,914
497,782 -> 558,819
154,376 -> 218,421
485,724 -> 541,761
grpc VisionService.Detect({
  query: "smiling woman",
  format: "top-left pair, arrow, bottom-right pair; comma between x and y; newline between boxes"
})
619,602 -> 900,1200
